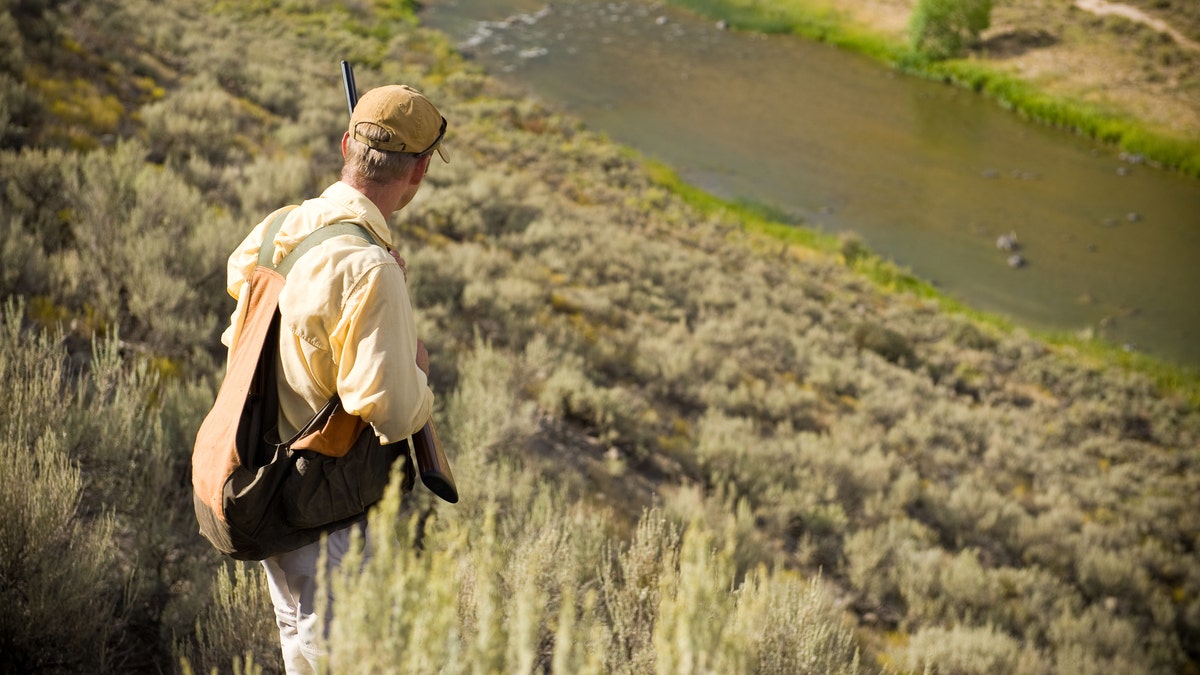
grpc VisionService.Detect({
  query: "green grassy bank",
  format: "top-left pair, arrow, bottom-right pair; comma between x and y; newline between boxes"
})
644,159 -> 1200,406
667,0 -> 1200,178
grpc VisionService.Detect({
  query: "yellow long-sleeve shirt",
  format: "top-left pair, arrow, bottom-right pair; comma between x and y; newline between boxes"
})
221,181 -> 433,445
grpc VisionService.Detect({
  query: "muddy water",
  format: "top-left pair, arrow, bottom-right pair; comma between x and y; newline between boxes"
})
421,0 -> 1200,367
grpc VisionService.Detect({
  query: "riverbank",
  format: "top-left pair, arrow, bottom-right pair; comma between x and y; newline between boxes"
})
644,156 -> 1200,405
668,0 -> 1200,177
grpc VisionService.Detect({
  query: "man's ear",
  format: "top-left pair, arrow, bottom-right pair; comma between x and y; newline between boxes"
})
341,131 -> 351,159
410,155 -> 432,185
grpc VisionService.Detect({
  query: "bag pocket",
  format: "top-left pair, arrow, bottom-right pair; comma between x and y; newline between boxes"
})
280,429 -> 408,529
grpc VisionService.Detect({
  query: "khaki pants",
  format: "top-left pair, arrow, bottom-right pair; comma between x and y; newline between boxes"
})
261,523 -> 370,674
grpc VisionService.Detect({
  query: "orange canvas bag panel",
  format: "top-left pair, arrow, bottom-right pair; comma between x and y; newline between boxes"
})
191,207 -> 411,560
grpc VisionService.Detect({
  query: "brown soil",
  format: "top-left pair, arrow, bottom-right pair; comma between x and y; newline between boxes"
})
834,0 -> 1200,140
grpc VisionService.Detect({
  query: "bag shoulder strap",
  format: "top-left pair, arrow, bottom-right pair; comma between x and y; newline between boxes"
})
256,206 -> 380,278
256,206 -> 295,270
247,207 -> 382,456
276,223 -> 377,277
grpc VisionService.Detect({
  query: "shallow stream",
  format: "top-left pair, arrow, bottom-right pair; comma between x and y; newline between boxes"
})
422,0 -> 1200,366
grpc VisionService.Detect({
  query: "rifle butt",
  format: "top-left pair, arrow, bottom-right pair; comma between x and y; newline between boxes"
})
411,421 -> 458,503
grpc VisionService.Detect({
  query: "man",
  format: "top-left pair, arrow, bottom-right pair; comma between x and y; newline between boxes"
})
220,84 -> 448,674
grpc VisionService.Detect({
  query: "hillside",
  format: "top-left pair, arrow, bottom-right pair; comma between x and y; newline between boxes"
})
1,1 -> 1198,673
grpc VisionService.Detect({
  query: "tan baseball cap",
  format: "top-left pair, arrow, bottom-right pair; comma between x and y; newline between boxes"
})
349,85 -> 449,163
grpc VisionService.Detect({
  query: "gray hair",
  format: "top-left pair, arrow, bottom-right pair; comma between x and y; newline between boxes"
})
342,124 -> 420,185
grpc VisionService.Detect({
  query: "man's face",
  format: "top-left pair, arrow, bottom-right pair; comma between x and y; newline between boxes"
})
392,155 -> 432,212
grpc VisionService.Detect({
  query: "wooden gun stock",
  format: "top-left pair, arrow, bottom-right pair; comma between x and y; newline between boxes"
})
411,421 -> 458,503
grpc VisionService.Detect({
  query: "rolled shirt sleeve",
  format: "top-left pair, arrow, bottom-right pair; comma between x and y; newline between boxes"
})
331,261 -> 433,445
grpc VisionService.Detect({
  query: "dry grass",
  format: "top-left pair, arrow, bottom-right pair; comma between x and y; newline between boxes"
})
986,0 -> 1200,138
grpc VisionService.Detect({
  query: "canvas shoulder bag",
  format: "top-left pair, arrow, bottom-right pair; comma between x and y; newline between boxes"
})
191,207 -> 412,560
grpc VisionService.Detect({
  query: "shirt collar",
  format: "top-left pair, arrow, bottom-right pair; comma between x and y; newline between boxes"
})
319,181 -> 395,249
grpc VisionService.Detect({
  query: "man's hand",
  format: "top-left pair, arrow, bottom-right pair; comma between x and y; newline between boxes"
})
389,248 -> 407,281
416,340 -> 429,376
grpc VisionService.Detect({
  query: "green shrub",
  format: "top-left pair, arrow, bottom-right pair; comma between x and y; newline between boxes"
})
893,623 -> 1030,674
0,301 -> 209,671
0,147 -> 75,252
176,561 -> 281,674
1047,604 -> 1149,673
536,353 -> 650,448
909,0 -> 992,60
0,214 -> 50,299
656,517 -> 862,674
0,72 -> 39,148
0,313 -> 121,672
600,511 -> 681,673
140,75 -> 249,166
53,139 -> 230,353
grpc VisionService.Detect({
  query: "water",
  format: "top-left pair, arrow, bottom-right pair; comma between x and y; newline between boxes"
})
421,0 -> 1200,367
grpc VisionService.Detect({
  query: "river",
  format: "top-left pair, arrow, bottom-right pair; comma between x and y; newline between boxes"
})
420,0 -> 1200,367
